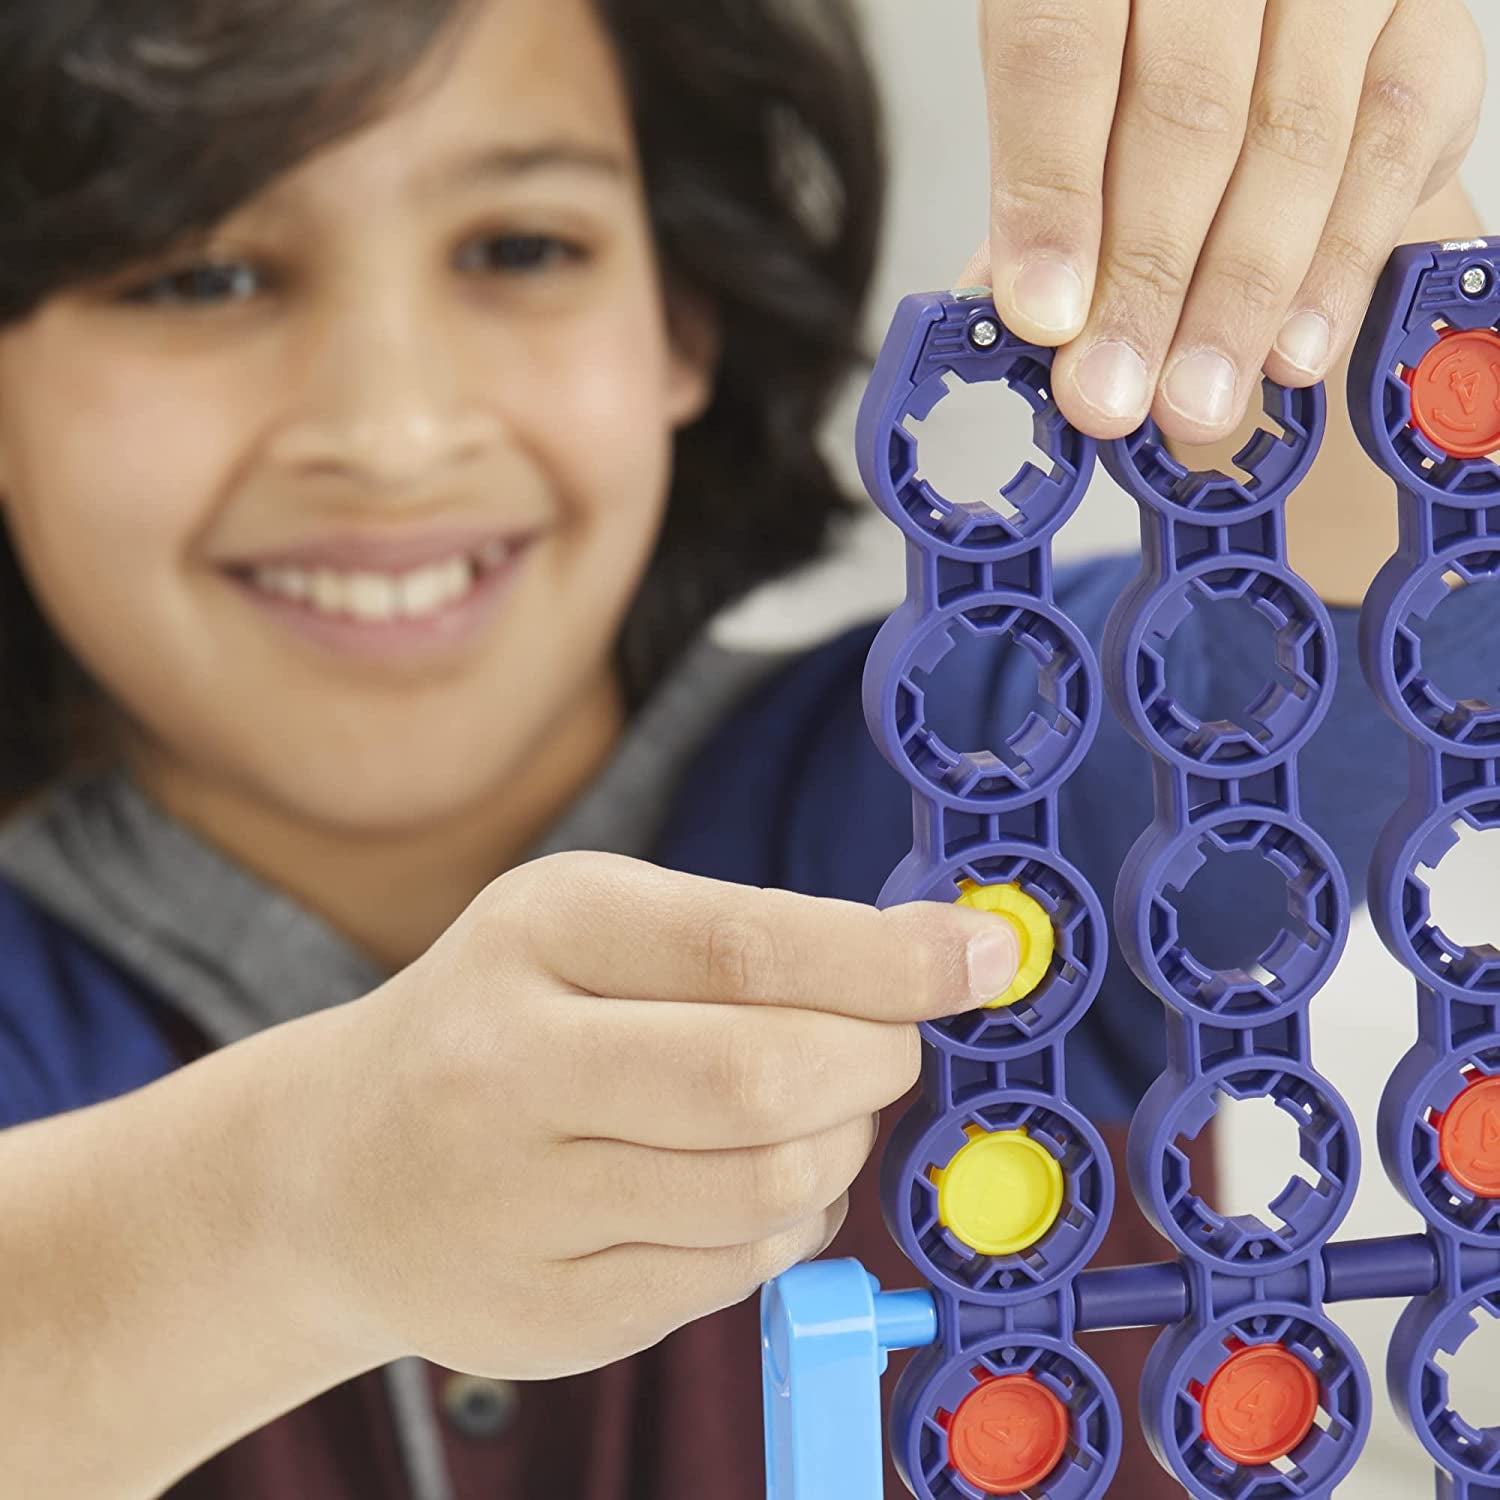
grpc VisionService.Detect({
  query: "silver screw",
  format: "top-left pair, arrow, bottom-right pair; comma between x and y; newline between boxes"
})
969,318 -> 1000,350
1461,265 -> 1490,297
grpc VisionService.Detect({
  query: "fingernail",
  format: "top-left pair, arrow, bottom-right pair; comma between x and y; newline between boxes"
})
1009,257 -> 1087,336
1073,340 -> 1149,423
1275,310 -> 1331,376
966,924 -> 1020,1006
1162,349 -> 1238,429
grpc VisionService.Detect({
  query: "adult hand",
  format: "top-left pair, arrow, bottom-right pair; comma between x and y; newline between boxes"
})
963,0 -> 1487,443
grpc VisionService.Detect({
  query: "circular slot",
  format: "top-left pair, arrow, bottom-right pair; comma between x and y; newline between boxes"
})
943,1373 -> 1070,1494
1130,814 -> 1346,1021
873,340 -> 1094,557
1146,1311 -> 1368,1498
1135,1065 -> 1358,1271
911,853 -> 1104,1058
1127,566 -> 1332,771
887,1095 -> 1112,1303
1399,800 -> 1500,995
1368,317 -> 1500,505
1404,327 -> 1500,461
902,369 -> 1050,521
1196,1340 -> 1319,1468
1392,1044 -> 1500,1240
1394,1281 -> 1500,1483
892,1337 -> 1120,1500
881,600 -> 1096,809
1381,547 -> 1500,752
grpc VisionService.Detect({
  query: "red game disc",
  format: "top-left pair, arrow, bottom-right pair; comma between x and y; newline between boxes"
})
1200,1342 -> 1318,1468
947,1374 -> 1070,1494
1404,327 -> 1500,461
1435,1074 -> 1500,1198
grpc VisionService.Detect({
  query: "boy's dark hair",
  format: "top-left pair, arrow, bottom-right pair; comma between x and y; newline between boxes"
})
0,0 -> 885,800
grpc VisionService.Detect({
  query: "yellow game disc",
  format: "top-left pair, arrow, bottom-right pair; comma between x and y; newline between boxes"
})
929,1125 -> 1064,1257
954,880 -> 1053,1008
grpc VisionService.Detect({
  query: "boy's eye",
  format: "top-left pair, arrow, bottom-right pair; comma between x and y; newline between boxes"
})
456,234 -> 583,275
123,262 -> 264,308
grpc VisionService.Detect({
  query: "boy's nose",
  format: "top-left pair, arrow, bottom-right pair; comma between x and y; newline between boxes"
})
270,406 -> 502,492
267,299 -> 504,492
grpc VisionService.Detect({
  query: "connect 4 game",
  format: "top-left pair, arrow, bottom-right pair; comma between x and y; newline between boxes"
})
760,236 -> 1500,1498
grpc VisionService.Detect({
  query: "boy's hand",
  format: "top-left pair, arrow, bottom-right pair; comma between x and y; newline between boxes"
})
964,0 -> 1487,443
298,853 -> 1019,1379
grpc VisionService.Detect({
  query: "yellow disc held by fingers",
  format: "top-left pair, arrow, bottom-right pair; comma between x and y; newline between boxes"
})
929,1125 -> 1064,1257
954,880 -> 1053,1008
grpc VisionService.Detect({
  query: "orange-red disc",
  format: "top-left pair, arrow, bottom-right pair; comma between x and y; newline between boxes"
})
947,1374 -> 1069,1494
1436,1074 -> 1500,1197
1200,1343 -> 1318,1468
1404,327 -> 1500,460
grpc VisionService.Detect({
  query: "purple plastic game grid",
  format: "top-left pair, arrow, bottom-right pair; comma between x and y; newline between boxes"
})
760,234 -> 1500,1499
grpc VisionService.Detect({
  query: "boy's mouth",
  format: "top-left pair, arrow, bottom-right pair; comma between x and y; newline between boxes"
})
241,538 -> 513,624
223,527 -> 537,663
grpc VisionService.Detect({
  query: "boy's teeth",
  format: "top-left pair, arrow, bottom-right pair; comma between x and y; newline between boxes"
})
348,573 -> 400,623
250,550 -> 495,621
311,570 -> 344,614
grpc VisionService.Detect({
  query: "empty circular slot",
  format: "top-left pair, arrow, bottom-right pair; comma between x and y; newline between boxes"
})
1426,824 -> 1500,950
894,605 -> 1091,804
1159,593 -> 1294,730
1133,568 -> 1330,769
1147,819 -> 1343,1016
902,369 -> 1048,520
1406,566 -> 1500,738
1210,1092 -> 1320,1222
917,624 -> 1045,762
1153,1069 -> 1357,1267
1436,1300 -> 1500,1432
1172,845 -> 1289,975
1408,804 -> 1500,989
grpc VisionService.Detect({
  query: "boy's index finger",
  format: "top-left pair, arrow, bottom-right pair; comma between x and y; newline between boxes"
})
516,853 -> 1020,1022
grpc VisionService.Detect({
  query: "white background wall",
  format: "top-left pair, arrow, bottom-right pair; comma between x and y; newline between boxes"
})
721,6 -> 1500,1495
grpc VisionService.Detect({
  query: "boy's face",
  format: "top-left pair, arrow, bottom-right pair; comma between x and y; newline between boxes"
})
0,0 -> 714,837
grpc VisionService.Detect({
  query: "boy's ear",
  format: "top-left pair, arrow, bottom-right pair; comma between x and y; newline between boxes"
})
664,287 -> 721,430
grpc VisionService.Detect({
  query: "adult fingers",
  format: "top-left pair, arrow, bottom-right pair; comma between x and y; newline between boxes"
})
1150,0 -> 1387,440
1049,0 -> 1269,438
975,0 -> 1130,342
1262,0 -> 1487,390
